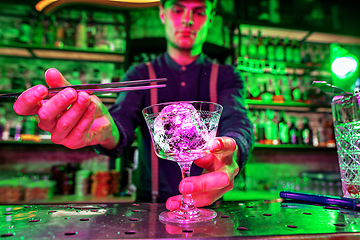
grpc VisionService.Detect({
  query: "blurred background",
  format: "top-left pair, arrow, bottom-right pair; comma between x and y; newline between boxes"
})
0,0 -> 359,204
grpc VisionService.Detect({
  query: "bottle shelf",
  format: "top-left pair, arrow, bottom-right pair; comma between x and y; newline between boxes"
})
0,43 -> 125,63
253,143 -> 336,150
246,99 -> 331,112
0,194 -> 135,205
237,57 -> 331,76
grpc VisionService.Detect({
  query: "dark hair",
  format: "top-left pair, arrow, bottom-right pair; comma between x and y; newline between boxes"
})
160,0 -> 217,11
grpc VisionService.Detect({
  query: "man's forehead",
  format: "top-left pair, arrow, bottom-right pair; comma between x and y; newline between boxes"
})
162,0 -> 212,7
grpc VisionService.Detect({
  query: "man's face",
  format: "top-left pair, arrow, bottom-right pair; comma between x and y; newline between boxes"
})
159,0 -> 213,51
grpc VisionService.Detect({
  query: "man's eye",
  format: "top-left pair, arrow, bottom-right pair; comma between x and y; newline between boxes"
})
172,8 -> 182,14
195,10 -> 206,16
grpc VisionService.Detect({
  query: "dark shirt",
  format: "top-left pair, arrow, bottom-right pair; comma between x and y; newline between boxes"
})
95,52 -> 254,203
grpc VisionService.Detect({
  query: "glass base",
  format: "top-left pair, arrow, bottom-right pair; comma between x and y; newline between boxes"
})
159,208 -> 217,225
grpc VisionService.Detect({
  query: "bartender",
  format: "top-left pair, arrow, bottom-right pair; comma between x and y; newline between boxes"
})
12,0 -> 254,210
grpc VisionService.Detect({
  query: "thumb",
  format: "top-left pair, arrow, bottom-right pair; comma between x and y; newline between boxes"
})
45,68 -> 71,88
208,137 -> 237,154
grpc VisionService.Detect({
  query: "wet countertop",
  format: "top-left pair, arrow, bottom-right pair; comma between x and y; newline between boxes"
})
1,200 -> 360,239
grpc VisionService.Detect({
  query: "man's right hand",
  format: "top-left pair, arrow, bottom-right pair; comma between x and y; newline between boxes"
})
13,68 -> 120,150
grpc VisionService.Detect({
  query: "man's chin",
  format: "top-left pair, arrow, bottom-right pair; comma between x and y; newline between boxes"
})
176,41 -> 195,50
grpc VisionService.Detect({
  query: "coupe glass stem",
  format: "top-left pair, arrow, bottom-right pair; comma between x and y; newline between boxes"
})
178,161 -> 196,212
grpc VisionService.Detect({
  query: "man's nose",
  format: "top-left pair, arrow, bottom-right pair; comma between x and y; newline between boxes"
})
182,9 -> 194,26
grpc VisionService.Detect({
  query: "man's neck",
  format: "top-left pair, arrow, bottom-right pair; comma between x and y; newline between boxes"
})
167,45 -> 202,66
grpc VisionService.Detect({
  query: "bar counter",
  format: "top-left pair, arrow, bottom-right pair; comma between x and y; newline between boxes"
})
1,199 -> 360,239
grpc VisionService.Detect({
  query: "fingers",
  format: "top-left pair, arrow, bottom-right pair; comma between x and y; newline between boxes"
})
13,85 -> 48,116
58,102 -> 97,149
166,195 -> 182,210
45,68 -> 71,88
38,88 -> 78,131
179,171 -> 229,194
166,183 -> 233,210
208,137 -> 237,154
50,91 -> 91,143
195,137 -> 237,171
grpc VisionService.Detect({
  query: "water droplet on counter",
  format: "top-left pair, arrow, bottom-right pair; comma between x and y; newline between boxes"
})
237,227 -> 247,231
29,219 -> 41,222
1,233 -> 14,237
324,206 -> 340,210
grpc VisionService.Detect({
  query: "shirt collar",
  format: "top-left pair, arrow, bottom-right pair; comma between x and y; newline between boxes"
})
164,52 -> 205,71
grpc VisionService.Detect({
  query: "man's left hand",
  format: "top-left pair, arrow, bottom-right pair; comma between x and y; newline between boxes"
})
166,136 -> 239,210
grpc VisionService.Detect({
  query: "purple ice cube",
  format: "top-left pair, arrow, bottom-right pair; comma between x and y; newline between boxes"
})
153,103 -> 209,154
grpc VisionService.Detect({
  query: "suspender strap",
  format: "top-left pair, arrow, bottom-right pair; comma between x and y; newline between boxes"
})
209,63 -> 219,103
146,62 -> 159,203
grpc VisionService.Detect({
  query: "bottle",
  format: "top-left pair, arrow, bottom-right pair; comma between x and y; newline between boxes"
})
278,110 -> 289,144
32,15 -> 45,45
248,74 -> 262,100
291,76 -> 302,102
69,69 -> 82,85
248,30 -> 258,59
284,37 -> 293,63
31,67 -> 45,87
0,106 -> 6,140
289,116 -> 299,145
240,31 -> 250,58
317,118 -> 327,147
292,39 -> 302,64
76,11 -> 87,49
301,117 -> 313,145
18,18 -> 31,44
324,113 -> 335,147
261,82 -> 273,102
87,25 -> 97,49
11,66 -> 26,91
0,68 -> 11,91
267,37 -> 275,61
258,110 -> 266,144
275,37 -> 285,62
54,17 -> 64,48
301,43 -> 312,63
272,77 -> 285,103
46,15 -> 57,47
251,109 -> 259,142
64,20 -> 76,48
264,109 -> 278,145
257,31 -> 267,60
89,69 -> 101,84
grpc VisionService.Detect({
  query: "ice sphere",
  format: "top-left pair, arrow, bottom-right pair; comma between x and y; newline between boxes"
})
153,103 -> 209,154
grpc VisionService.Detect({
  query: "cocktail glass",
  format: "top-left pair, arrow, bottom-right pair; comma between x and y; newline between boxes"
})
142,101 -> 223,224
332,93 -> 360,198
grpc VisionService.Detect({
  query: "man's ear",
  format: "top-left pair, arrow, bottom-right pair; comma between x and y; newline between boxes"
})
159,5 -> 165,24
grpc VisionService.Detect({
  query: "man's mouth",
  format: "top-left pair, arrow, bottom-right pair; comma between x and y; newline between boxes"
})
177,30 -> 194,36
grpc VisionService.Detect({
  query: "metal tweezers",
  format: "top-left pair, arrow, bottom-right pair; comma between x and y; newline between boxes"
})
0,78 -> 167,99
